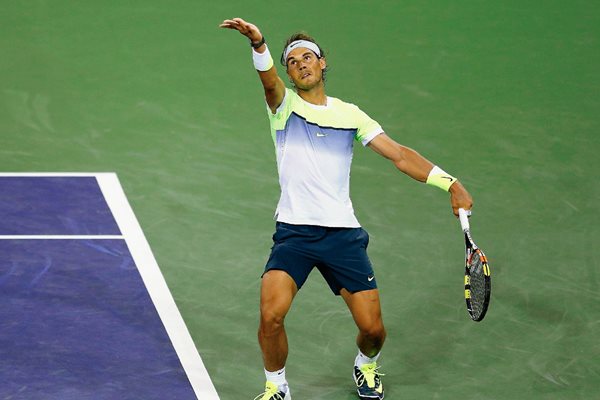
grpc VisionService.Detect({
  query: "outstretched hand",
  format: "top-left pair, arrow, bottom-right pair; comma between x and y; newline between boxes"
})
219,17 -> 263,43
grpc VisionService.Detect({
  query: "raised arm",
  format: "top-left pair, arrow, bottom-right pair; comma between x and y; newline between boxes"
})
220,18 -> 286,113
367,133 -> 473,215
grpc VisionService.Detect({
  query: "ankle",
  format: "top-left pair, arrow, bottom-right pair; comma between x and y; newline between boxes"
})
355,350 -> 381,368
265,367 -> 288,390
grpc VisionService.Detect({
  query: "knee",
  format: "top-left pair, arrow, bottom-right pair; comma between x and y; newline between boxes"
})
360,321 -> 387,343
259,308 -> 286,335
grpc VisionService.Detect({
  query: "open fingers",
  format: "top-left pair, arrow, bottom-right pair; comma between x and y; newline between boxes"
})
220,17 -> 262,42
219,17 -> 249,30
219,19 -> 241,29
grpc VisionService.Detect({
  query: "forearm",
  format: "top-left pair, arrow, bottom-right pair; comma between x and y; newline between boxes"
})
399,146 -> 473,213
368,134 -> 433,182
253,45 -> 285,110
255,51 -> 285,104
220,18 -> 285,111
368,133 -> 472,213
253,43 -> 281,89
391,145 -> 434,183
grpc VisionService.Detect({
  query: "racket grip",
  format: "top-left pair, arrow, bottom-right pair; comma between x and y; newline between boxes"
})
458,208 -> 471,232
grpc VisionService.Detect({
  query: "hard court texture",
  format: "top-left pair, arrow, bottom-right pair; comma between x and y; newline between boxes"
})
1,1 -> 599,399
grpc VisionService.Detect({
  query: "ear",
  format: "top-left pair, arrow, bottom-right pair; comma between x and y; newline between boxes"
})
319,57 -> 327,70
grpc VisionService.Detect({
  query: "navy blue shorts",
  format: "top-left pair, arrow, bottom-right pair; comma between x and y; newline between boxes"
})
264,222 -> 377,295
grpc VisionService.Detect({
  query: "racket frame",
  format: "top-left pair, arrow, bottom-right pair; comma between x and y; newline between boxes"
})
458,208 -> 491,322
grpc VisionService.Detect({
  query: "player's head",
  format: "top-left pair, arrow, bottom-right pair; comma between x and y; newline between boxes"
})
281,32 -> 328,90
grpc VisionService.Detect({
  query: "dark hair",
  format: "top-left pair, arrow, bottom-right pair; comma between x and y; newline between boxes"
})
280,32 -> 328,82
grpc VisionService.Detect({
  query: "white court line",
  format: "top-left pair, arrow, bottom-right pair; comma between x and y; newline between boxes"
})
0,172 -> 111,177
96,173 -> 220,400
0,235 -> 123,240
0,174 -> 122,241
0,172 -> 220,399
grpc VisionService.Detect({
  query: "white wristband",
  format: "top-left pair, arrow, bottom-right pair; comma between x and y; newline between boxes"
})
252,45 -> 274,72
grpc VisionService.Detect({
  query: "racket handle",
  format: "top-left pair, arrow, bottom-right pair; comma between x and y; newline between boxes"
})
458,208 -> 471,232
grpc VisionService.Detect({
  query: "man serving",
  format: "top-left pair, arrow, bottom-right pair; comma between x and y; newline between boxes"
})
220,17 -> 473,400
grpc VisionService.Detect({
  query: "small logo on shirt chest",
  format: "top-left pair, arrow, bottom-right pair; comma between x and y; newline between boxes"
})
316,132 -> 328,137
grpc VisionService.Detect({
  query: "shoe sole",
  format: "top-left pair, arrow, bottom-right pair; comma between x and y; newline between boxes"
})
356,392 -> 384,400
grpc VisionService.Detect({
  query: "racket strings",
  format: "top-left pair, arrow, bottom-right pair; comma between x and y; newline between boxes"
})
468,250 -> 486,318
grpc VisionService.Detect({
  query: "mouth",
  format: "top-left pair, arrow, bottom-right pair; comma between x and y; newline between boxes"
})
301,72 -> 311,79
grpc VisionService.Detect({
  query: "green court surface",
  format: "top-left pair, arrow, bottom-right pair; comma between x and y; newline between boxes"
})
2,1 -> 599,399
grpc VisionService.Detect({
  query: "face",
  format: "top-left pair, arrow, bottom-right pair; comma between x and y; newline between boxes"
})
285,47 -> 327,90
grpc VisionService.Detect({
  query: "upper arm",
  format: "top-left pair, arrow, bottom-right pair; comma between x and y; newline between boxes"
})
367,133 -> 404,161
257,68 -> 286,113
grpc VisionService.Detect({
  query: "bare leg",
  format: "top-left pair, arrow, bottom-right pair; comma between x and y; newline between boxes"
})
340,288 -> 386,357
258,270 -> 298,371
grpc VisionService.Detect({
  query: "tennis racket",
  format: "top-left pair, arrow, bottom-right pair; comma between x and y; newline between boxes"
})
458,208 -> 491,322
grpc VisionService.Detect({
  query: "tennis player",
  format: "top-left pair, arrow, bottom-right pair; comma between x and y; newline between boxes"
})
220,18 -> 473,400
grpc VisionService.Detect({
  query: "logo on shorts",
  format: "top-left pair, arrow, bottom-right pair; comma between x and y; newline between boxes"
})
316,132 -> 327,137
368,275 -> 375,282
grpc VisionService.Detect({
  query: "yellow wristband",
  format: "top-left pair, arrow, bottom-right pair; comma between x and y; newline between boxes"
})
426,166 -> 457,191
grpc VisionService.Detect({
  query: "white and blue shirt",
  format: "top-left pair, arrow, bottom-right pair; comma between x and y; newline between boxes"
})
268,88 -> 383,228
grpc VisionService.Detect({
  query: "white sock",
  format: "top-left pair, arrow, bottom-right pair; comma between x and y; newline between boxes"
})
265,367 -> 288,392
355,350 -> 381,368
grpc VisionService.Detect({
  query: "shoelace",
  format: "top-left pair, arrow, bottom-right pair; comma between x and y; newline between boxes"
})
253,384 -> 285,400
357,364 -> 385,388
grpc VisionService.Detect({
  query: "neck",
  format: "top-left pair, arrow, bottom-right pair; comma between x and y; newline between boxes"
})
296,83 -> 327,106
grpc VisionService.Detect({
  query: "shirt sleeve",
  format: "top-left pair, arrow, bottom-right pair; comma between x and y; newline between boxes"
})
353,105 -> 384,146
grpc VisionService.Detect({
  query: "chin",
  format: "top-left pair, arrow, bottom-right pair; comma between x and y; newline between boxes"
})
294,78 -> 321,90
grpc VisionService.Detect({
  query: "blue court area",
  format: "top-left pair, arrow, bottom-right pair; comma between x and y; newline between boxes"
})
0,177 -> 120,235
0,175 -> 212,400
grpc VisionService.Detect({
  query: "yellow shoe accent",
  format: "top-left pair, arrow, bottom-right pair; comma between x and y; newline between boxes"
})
253,381 -> 289,400
359,362 -> 384,389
